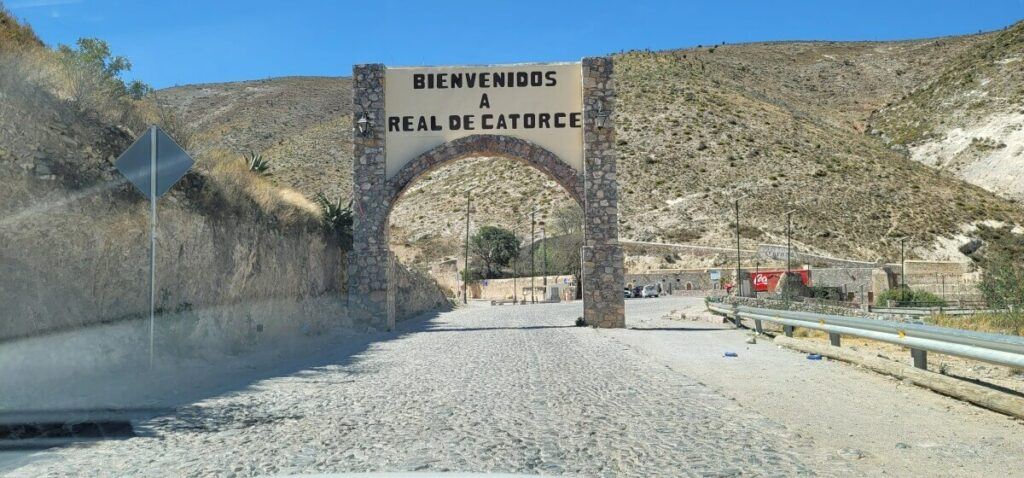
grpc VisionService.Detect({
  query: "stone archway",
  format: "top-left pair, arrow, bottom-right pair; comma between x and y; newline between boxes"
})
385,135 -> 584,208
349,58 -> 624,330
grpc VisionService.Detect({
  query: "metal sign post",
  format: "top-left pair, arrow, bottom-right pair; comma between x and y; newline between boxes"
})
115,126 -> 194,369
149,127 -> 157,369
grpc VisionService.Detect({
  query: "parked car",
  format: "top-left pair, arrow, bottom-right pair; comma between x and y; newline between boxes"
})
624,288 -> 633,298
641,284 -> 659,298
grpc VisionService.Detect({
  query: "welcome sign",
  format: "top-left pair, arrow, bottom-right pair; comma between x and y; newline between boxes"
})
384,63 -> 584,178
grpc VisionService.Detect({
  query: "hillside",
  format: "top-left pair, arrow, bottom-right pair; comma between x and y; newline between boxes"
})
157,76 -> 353,201
869,21 -> 1024,201
159,25 -> 1024,267
0,7 -> 348,342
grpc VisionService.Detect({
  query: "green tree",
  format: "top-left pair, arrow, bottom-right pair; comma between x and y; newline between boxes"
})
978,250 -> 1024,309
127,80 -> 153,100
59,38 -> 131,77
548,204 -> 584,299
58,38 -> 152,100
470,225 -> 519,279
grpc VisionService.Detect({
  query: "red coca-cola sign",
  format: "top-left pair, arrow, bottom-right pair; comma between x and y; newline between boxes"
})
750,270 -> 809,292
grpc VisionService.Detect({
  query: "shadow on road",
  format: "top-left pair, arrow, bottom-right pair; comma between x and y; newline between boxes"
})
0,307 -> 450,453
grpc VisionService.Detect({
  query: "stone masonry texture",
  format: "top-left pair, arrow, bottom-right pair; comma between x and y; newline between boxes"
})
349,64 -> 391,329
385,134 -> 584,207
349,59 -> 625,329
581,57 -> 625,328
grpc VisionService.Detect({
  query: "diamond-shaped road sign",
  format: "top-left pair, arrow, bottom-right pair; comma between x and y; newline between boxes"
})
115,126 -> 193,200
113,125 -> 194,368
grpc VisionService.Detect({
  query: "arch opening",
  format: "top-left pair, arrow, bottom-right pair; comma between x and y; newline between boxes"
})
385,136 -> 584,302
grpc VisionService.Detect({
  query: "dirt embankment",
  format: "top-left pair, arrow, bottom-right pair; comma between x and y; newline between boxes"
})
0,26 -> 446,352
0,75 -> 349,347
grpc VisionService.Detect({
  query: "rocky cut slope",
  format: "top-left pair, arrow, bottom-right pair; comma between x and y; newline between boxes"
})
159,24 -> 1024,267
868,21 -> 1024,201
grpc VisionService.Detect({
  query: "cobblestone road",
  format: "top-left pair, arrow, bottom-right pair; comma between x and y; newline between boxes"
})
10,300 -> 853,477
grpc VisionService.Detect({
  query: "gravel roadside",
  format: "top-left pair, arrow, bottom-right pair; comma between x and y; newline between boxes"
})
607,297 -> 1024,477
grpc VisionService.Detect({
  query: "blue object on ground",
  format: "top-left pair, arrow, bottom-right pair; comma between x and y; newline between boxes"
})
724,352 -> 738,357
807,353 -> 823,360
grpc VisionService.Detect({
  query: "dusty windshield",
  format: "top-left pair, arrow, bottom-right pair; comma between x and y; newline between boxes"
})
2,1 -> 1024,477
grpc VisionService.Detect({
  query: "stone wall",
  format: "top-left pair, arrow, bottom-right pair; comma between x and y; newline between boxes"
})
719,296 -> 882,320
904,260 -> 970,276
626,269 -> 724,293
757,244 -> 877,268
469,275 -> 576,301
809,267 -> 889,301
716,296 -> 932,325
902,261 -> 981,301
624,240 -> 754,258
885,260 -> 982,301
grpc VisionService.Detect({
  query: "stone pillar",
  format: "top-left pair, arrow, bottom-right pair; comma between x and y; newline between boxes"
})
581,57 -> 625,328
349,64 -> 393,330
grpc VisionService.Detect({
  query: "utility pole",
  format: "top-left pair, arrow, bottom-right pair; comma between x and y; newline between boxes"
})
513,217 -> 519,304
542,226 -> 547,295
900,237 -> 907,291
735,199 -> 741,296
786,210 -> 794,275
463,188 -> 473,305
530,208 -> 537,304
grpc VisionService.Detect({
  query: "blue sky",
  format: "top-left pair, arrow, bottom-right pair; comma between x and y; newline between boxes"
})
6,0 -> 1024,89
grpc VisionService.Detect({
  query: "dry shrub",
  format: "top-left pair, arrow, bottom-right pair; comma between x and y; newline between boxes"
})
199,150 -> 321,228
133,92 -> 195,150
0,5 -> 41,51
929,313 -> 1024,336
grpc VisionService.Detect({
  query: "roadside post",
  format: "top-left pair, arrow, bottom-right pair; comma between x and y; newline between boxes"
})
115,126 -> 194,369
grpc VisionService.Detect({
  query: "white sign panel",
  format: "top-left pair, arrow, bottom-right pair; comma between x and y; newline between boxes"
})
384,63 -> 583,179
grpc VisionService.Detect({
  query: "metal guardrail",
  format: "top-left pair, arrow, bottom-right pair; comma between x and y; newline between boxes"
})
707,302 -> 1024,370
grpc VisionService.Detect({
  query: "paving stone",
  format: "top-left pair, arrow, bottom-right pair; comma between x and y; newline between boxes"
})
9,302 -> 829,477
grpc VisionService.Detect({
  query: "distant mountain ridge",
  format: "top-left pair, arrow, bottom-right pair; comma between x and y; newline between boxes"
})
159,23 -> 1024,267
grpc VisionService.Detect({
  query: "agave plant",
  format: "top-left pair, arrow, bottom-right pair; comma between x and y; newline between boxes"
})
245,151 -> 271,175
314,192 -> 353,249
